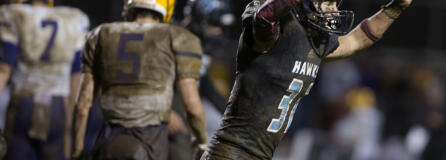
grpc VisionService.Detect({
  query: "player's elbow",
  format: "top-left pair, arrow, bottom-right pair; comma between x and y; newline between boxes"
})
339,36 -> 374,58
350,41 -> 374,56
348,29 -> 377,54
75,104 -> 91,117
184,100 -> 205,117
177,78 -> 204,117
75,96 -> 93,117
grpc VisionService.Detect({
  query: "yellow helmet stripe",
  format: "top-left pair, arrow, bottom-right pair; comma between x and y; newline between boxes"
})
48,0 -> 54,7
126,0 -> 176,23
162,0 -> 175,22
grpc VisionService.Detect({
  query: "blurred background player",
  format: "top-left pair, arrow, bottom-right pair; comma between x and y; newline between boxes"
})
202,0 -> 412,159
167,1 -> 232,159
0,0 -> 89,159
72,0 -> 208,159
168,56 -> 226,160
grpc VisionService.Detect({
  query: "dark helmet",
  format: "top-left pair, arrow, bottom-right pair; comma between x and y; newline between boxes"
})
293,0 -> 354,35
190,0 -> 234,26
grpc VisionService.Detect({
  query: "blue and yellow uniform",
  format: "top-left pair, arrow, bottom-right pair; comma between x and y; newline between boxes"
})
0,4 -> 88,160
82,22 -> 203,160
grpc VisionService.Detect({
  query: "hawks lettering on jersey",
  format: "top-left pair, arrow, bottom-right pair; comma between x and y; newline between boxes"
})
291,60 -> 319,78
204,1 -> 339,159
82,22 -> 202,128
0,4 -> 89,96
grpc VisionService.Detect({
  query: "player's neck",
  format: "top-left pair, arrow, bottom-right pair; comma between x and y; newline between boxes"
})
135,17 -> 161,24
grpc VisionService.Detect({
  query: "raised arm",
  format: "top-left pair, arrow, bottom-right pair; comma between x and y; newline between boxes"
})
252,0 -> 301,52
71,73 -> 94,159
325,0 -> 412,61
176,78 -> 208,150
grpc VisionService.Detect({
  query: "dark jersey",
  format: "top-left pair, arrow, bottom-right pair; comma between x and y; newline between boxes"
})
204,3 -> 339,160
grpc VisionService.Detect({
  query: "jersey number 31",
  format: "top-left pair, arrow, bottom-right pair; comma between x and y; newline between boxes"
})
267,78 -> 313,134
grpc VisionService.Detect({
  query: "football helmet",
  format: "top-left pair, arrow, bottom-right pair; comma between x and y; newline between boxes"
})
123,0 -> 175,22
293,0 -> 354,35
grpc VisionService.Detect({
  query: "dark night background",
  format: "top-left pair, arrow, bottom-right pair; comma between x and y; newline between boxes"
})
3,0 -> 442,159
55,0 -> 446,50
55,0 -> 446,159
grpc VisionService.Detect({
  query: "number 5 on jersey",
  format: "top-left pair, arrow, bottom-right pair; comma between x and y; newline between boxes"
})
267,79 -> 313,133
116,33 -> 144,83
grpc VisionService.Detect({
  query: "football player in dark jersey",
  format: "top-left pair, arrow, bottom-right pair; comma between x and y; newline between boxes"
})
202,0 -> 412,159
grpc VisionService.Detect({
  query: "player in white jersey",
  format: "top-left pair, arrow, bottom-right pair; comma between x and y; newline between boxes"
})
0,0 -> 89,159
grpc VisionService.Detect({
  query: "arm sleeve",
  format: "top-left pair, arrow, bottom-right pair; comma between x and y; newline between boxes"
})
81,27 -> 100,73
74,10 -> 90,51
0,41 -> 19,67
171,26 -> 203,80
0,7 -> 19,67
73,11 -> 89,74
71,50 -> 81,73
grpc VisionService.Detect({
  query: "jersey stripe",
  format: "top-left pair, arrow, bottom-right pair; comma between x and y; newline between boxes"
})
0,41 -> 19,66
176,52 -> 202,59
71,50 -> 82,73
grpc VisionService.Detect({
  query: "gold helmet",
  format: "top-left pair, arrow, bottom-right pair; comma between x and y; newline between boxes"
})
123,0 -> 175,22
